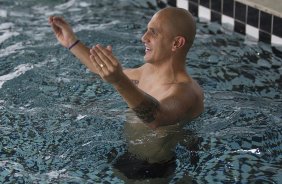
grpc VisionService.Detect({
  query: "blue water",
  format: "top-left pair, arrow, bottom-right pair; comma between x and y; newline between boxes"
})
0,0 -> 281,183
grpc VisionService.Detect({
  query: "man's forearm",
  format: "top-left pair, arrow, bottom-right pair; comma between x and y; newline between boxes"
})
113,75 -> 160,124
70,42 -> 98,73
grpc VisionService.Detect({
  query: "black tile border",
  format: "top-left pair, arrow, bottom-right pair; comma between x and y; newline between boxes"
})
259,30 -> 271,43
211,11 -> 222,23
189,0 -> 198,4
235,1 -> 246,23
223,0 -> 234,17
189,1 -> 199,17
273,16 -> 282,37
260,11 -> 272,33
211,0 -> 221,12
168,0 -> 177,7
234,20 -> 246,34
247,6 -> 259,27
200,0 -> 209,8
165,0 -> 282,45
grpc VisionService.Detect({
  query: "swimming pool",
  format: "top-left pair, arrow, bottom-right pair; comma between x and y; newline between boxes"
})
0,0 -> 281,183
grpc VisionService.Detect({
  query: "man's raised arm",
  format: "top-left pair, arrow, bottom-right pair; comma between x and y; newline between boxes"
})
48,16 -> 101,74
48,16 -> 163,126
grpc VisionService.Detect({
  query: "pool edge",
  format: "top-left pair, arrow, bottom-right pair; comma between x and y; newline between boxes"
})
163,0 -> 282,46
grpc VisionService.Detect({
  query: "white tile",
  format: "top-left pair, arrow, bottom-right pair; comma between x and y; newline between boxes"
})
221,15 -> 234,30
199,5 -> 210,22
246,25 -> 259,40
271,35 -> 282,46
176,0 -> 188,10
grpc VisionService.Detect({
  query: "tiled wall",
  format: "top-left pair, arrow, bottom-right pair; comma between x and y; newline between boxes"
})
172,0 -> 282,46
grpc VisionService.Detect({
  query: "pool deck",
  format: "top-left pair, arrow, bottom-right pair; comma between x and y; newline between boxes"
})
172,0 -> 282,45
237,0 -> 282,18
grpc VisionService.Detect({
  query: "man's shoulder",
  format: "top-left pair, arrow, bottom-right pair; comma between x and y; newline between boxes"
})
171,80 -> 204,118
123,66 -> 144,80
170,79 -> 203,101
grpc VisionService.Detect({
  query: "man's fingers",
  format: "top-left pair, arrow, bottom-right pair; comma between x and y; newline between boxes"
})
90,54 -> 104,74
106,45 -> 112,52
93,45 -> 113,69
90,48 -> 108,70
90,45 -> 123,84
48,16 -> 63,33
53,17 -> 64,27
50,23 -> 60,33
96,45 -> 118,66
52,16 -> 69,29
48,16 -> 53,24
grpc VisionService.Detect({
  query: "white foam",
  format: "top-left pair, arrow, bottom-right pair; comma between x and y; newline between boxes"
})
0,22 -> 14,30
28,168 -> 79,182
0,63 -> 34,89
235,148 -> 261,154
45,11 -> 63,16
45,169 -> 67,179
76,114 -> 87,120
79,2 -> 90,7
74,20 -> 120,32
32,5 -> 49,13
0,9 -> 7,17
0,160 -> 25,172
82,141 -> 92,146
0,32 -> 19,44
0,42 -> 24,58
55,77 -> 71,83
9,11 -> 33,18
55,0 -> 76,10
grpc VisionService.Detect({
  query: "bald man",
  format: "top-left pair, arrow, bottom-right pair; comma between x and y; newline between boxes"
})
49,7 -> 203,128
49,7 -> 203,180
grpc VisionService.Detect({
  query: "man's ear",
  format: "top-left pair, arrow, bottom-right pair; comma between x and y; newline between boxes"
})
172,36 -> 186,51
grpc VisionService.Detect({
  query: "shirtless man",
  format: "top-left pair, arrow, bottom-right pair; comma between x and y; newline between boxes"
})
49,7 -> 203,180
48,7 -> 204,129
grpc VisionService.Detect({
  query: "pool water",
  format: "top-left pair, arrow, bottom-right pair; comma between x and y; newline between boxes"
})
0,0 -> 281,183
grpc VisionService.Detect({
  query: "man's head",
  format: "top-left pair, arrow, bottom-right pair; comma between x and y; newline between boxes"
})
142,7 -> 196,63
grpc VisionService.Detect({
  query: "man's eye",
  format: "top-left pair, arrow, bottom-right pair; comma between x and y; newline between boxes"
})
151,29 -> 157,35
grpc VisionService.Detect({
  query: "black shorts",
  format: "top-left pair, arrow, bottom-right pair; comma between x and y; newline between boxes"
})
112,151 -> 177,180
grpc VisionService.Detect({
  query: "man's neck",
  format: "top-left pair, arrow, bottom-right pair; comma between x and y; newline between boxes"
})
145,58 -> 188,84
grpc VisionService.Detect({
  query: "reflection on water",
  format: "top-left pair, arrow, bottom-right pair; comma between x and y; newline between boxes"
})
0,0 -> 281,183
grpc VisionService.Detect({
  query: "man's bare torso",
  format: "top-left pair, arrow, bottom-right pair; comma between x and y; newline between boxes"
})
124,64 -> 204,121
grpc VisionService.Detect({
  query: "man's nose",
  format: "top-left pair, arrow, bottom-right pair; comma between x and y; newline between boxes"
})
141,31 -> 148,43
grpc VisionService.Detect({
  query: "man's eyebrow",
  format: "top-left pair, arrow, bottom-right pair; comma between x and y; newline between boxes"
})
149,27 -> 157,34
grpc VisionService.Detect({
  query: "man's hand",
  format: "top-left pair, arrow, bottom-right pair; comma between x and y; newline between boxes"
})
48,16 -> 77,48
90,44 -> 125,84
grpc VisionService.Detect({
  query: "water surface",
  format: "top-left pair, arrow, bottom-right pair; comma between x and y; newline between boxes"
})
0,0 -> 281,183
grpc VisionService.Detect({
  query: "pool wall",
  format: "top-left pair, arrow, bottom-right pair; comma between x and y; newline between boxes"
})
163,0 -> 282,46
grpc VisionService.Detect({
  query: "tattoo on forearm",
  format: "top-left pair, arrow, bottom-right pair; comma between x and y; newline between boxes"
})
131,80 -> 139,86
132,93 -> 160,123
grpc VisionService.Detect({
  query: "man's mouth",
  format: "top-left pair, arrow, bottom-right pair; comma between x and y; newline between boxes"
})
145,46 -> 151,53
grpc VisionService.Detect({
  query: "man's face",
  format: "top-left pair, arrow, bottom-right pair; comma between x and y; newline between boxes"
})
141,14 -> 174,64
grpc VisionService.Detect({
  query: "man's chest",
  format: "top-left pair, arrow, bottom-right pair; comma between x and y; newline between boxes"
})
137,79 -> 172,100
